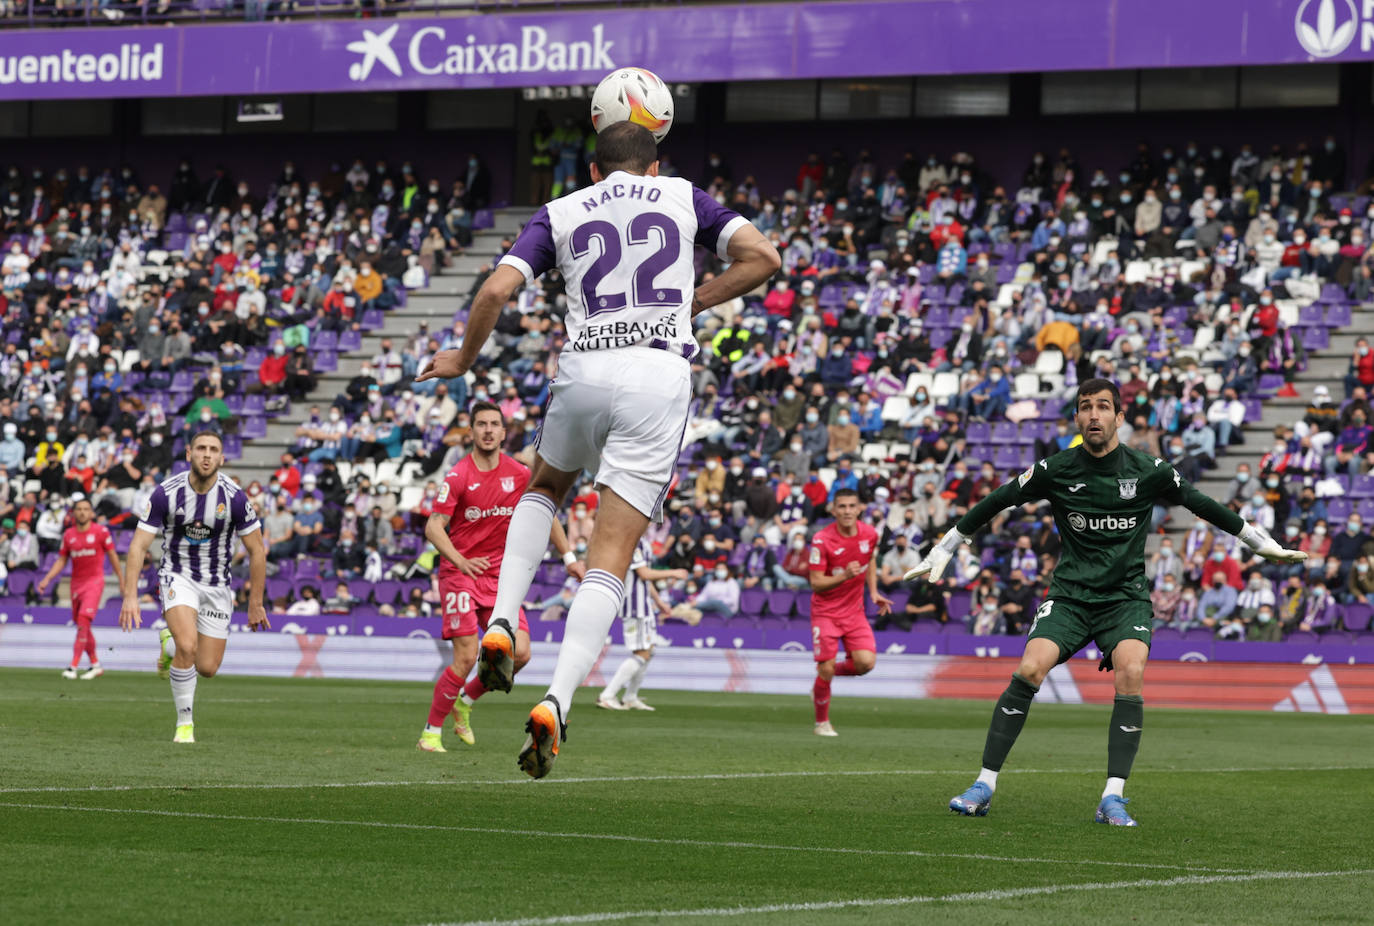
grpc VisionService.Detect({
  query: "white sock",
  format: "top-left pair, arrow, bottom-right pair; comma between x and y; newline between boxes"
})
423,724 -> 442,736
459,692 -> 475,707
601,654 -> 643,701
169,666 -> 197,726
623,654 -> 651,701
546,569 -> 624,721
1102,776 -> 1126,799
163,634 -> 176,659
489,493 -> 557,634
976,767 -> 999,791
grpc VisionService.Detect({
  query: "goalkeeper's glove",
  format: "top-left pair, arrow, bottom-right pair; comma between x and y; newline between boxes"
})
1238,522 -> 1307,564
904,526 -> 968,583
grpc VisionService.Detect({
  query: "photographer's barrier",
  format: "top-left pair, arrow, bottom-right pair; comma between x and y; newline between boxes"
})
3,607 -> 1371,713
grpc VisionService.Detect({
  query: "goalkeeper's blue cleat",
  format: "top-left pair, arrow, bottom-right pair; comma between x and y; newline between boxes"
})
949,781 -> 992,816
1094,795 -> 1138,827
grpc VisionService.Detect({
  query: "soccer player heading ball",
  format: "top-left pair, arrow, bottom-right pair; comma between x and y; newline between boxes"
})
418,121 -> 781,778
905,379 -> 1305,826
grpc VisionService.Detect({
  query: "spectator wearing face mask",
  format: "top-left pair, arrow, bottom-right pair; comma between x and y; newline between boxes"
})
680,564 -> 741,621
878,534 -> 920,593
1201,545 -> 1243,590
1198,572 -> 1238,634
773,533 -> 812,591
1299,581 -> 1338,634
330,529 -> 366,580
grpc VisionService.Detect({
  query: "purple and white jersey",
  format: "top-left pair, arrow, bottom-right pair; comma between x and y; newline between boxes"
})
499,171 -> 749,361
137,471 -> 261,588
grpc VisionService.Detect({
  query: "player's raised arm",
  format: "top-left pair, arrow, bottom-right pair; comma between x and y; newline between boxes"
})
1164,466 -> 1307,564
416,264 -> 526,382
907,466 -> 1048,583
691,222 -> 781,317
119,529 -> 154,631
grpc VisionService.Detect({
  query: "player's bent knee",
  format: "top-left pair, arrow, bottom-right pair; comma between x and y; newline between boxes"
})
196,665 -> 218,678
853,653 -> 876,675
635,649 -> 653,662
816,660 -> 836,681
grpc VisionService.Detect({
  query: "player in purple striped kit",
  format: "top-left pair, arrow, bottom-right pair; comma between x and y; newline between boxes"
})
120,431 -> 269,744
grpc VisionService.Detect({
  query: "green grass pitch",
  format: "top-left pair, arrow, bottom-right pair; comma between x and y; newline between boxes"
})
1,668 -> 1371,925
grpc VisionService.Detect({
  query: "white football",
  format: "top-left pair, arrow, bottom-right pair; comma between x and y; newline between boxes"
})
590,67 -> 674,143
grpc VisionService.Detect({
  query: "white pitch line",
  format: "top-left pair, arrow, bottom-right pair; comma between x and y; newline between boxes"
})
0,765 -> 1367,796
418,868 -> 1374,926
0,802 -> 1257,875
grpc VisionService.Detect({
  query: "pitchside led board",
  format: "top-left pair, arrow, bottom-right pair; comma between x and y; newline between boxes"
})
0,0 -> 1371,100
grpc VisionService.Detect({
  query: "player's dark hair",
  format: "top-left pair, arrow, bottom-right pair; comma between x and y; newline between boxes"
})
188,429 -> 223,449
594,122 -> 658,176
832,488 -> 861,504
1076,378 -> 1122,414
469,400 -> 505,425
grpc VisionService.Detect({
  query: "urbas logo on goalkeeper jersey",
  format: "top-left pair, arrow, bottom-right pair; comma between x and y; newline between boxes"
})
1066,512 -> 1138,532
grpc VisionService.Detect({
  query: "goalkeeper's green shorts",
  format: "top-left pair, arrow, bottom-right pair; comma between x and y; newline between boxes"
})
1026,597 -> 1153,671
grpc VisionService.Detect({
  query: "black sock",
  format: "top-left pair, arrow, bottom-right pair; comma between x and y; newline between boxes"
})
981,673 -> 1039,773
1107,694 -> 1144,780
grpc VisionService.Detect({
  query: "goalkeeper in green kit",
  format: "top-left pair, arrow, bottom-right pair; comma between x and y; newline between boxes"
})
905,379 -> 1306,826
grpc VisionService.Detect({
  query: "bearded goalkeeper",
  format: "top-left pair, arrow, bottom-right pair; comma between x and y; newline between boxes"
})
905,379 -> 1305,826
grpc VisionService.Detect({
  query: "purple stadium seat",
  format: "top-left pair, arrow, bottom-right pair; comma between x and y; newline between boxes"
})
1254,374 -> 1284,397
886,588 -> 910,613
758,617 -> 789,636
1342,604 -> 1374,633
1304,327 -> 1331,350
740,588 -> 766,616
170,370 -> 193,393
1152,627 -> 1183,641
794,595 -> 811,619
245,347 -> 266,368
222,435 -> 242,459
1320,282 -> 1347,303
766,590 -> 797,618
1357,499 -> 1374,522
266,578 -> 291,601
225,394 -> 244,414
927,328 -> 952,349
1326,498 -> 1353,521
1298,304 -> 1324,326
313,330 -> 338,352
1325,304 -> 1353,328
361,309 -> 384,330
1242,399 -> 1263,423
992,445 -> 1020,470
240,415 -> 267,439
966,421 -> 991,443
924,306 -> 950,328
990,421 -> 1018,444
1350,475 -> 1374,498
313,350 -> 338,372
294,559 -> 321,582
338,329 -> 363,352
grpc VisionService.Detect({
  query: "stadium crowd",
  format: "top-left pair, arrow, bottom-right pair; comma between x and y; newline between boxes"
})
2,138 -> 1374,642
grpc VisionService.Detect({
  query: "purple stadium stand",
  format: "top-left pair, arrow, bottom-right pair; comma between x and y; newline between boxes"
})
1343,604 -> 1374,633
766,589 -> 797,618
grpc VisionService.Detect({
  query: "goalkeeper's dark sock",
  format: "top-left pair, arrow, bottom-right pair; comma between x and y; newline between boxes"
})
1106,694 -> 1144,785
980,673 -> 1039,774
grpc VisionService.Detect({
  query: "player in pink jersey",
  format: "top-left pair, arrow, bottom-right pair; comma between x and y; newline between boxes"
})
808,488 -> 891,736
416,401 -> 584,752
37,498 -> 121,680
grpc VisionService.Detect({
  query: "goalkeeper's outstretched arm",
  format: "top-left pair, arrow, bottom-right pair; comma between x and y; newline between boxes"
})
1173,478 -> 1307,565
905,481 -> 1028,583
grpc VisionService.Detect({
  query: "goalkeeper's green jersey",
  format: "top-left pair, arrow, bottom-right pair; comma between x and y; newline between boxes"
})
957,444 -> 1244,605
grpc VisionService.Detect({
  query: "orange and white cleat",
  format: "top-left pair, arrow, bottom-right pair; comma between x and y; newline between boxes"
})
477,619 -> 516,693
517,695 -> 566,779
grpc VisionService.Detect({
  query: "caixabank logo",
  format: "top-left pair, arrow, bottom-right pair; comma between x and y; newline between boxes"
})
346,22 -> 616,82
1294,0 -> 1372,58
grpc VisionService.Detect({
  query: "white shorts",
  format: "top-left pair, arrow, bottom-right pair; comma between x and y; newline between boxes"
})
160,572 -> 234,639
537,346 -> 691,522
622,611 -> 657,652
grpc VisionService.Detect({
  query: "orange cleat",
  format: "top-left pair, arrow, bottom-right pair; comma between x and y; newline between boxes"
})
477,619 -> 516,693
517,696 -> 566,779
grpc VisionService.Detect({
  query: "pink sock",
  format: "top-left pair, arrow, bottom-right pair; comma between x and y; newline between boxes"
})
463,676 -> 488,703
813,676 -> 831,723
834,658 -> 857,676
427,666 -> 464,727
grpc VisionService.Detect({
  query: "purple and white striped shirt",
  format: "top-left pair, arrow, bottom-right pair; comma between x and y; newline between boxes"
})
137,471 -> 260,588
